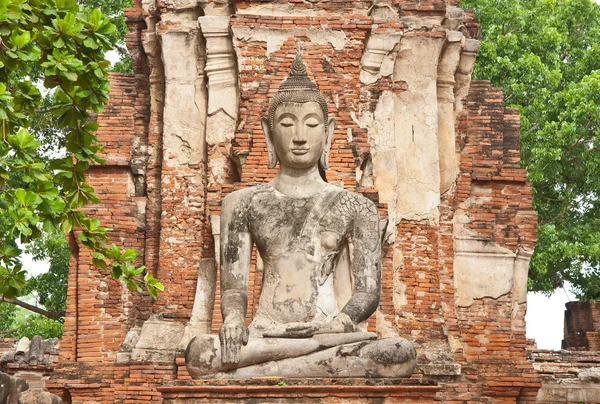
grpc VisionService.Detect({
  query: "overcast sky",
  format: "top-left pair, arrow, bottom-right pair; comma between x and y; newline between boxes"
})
526,287 -> 573,349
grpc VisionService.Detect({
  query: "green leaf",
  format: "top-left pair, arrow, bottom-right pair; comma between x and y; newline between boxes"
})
63,71 -> 77,81
11,128 -> 40,150
53,37 -> 65,48
110,263 -> 123,280
104,244 -> 121,260
120,249 -> 137,262
60,216 -> 74,234
92,257 -> 107,270
0,0 -> 154,306
83,36 -> 98,49
0,243 -> 21,258
13,31 -> 31,49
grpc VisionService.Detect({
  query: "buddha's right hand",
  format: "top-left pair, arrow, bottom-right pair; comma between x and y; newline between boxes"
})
219,318 -> 249,364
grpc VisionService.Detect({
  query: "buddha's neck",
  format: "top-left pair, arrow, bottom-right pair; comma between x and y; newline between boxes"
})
271,165 -> 328,198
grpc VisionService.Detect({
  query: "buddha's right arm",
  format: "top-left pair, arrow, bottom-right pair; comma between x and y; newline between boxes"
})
220,191 -> 253,324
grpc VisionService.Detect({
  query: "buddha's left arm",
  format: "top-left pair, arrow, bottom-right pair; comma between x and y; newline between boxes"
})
339,195 -> 382,325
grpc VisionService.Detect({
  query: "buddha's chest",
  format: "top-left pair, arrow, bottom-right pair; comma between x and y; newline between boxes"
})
247,194 -> 351,258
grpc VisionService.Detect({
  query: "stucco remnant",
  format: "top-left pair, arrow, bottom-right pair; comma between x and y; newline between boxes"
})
359,5 -> 401,85
393,35 -> 445,222
198,13 -> 240,187
232,27 -> 346,57
453,238 -> 516,307
160,15 -> 207,167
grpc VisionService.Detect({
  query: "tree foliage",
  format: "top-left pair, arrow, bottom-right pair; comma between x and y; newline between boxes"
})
0,302 -> 17,331
462,0 -> 600,300
24,230 -> 70,314
80,0 -> 133,73
0,0 -> 162,323
11,314 -> 63,339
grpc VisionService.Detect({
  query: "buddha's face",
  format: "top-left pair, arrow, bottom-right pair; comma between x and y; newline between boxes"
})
263,102 -> 334,170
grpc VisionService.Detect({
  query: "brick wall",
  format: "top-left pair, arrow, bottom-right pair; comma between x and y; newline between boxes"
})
48,0 -> 541,402
563,301 -> 600,351
530,349 -> 600,403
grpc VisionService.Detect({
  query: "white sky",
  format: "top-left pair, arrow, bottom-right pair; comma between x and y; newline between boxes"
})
526,287 -> 574,349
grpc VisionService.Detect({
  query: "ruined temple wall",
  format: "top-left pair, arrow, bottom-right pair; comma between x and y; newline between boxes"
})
530,349 -> 600,403
50,0 -> 541,402
563,301 -> 600,351
47,73 -> 156,403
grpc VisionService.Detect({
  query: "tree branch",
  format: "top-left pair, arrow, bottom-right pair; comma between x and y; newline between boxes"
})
0,297 -> 65,319
540,203 -> 572,226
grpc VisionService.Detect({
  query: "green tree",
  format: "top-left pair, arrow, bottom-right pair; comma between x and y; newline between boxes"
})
462,0 -> 600,299
0,0 -> 162,327
0,302 -> 17,333
79,0 -> 133,73
11,314 -> 63,339
23,230 -> 70,315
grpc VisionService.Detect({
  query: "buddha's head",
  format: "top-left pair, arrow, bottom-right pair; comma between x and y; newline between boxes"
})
261,54 -> 335,170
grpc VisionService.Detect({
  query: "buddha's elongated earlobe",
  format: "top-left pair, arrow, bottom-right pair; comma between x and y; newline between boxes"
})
320,117 -> 335,170
262,117 -> 278,169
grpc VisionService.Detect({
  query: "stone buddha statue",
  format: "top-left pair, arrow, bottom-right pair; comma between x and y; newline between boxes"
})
185,54 -> 416,379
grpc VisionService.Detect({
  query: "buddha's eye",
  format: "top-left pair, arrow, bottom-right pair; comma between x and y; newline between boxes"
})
280,121 -> 293,128
305,119 -> 320,128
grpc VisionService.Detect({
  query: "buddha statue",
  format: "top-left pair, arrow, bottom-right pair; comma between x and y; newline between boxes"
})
185,54 -> 416,379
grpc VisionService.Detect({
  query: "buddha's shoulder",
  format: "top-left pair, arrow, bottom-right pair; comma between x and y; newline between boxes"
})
330,187 -> 379,218
222,184 -> 272,206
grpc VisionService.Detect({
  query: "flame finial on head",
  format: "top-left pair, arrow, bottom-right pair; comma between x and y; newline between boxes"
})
274,53 -> 319,94
290,54 -> 308,76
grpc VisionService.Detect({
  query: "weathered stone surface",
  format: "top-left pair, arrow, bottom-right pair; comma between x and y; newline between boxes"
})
0,372 -> 28,404
199,14 -> 239,188
28,337 -> 42,365
420,363 -> 461,376
131,316 -> 185,362
18,388 -> 62,404
187,333 -> 415,378
1,336 -> 58,368
454,38 -> 480,112
232,27 -> 346,57
437,33 -> 463,194
184,55 -> 413,378
187,258 -> 217,334
359,4 -> 401,85
120,327 -> 141,352
533,353 -> 600,404
222,338 -> 416,379
160,24 -> 206,167
15,338 -> 29,355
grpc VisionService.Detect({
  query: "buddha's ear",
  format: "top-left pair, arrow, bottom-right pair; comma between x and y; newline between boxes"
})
262,117 -> 278,169
320,117 -> 335,170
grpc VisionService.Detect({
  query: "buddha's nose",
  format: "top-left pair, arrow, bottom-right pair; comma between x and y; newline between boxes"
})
292,128 -> 307,145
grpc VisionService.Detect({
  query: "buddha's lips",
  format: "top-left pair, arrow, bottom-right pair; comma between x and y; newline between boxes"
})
291,148 -> 309,155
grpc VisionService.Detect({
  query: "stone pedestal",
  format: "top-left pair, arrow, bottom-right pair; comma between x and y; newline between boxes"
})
158,380 -> 440,403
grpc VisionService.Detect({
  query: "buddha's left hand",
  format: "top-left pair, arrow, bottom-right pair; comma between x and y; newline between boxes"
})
267,313 -> 356,338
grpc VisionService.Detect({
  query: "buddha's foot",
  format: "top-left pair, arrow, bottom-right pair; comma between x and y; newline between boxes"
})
185,334 -> 416,379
